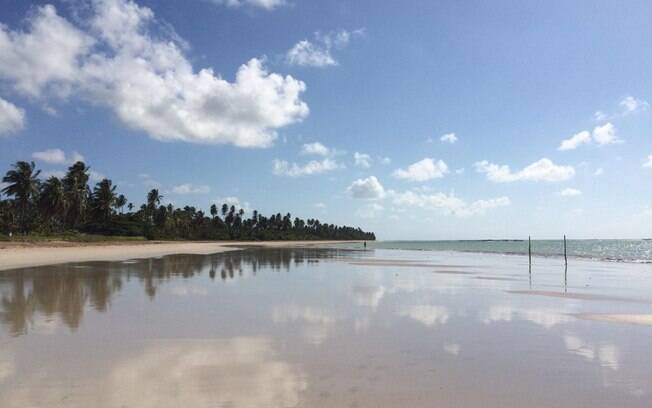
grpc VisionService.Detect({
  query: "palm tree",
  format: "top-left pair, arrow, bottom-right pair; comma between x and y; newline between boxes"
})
147,189 -> 162,210
39,176 -> 66,230
2,161 -> 41,232
127,202 -> 134,212
221,203 -> 228,218
115,194 -> 127,214
91,179 -> 117,225
63,161 -> 90,229
210,204 -> 218,219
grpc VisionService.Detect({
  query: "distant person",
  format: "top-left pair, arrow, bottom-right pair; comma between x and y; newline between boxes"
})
363,241 -> 367,249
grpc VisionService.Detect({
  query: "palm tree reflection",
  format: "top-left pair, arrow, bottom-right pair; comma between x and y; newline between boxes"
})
0,248 -> 352,336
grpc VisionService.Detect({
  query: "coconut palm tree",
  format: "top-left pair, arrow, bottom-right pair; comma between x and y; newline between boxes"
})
63,161 -> 90,229
2,161 -> 41,232
146,189 -> 162,210
39,176 -> 66,230
91,179 -> 117,225
115,194 -> 127,214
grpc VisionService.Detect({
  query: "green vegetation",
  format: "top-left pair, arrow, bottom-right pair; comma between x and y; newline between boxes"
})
0,160 -> 375,242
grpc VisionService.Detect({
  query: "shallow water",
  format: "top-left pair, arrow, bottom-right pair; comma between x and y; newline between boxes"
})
1,248 -> 652,407
350,239 -> 652,263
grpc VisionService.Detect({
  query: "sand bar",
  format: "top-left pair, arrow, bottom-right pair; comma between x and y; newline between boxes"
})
0,240 -> 360,271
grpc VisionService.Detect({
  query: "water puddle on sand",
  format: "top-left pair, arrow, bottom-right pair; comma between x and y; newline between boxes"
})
1,248 -> 652,407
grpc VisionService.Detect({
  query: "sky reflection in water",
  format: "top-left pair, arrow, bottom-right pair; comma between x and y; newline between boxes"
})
1,248 -> 652,407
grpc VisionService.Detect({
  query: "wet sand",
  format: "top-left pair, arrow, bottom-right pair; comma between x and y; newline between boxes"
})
1,248 -> 652,407
0,240 -> 360,271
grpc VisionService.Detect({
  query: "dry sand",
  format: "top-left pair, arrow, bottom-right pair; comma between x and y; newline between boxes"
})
0,240 -> 359,271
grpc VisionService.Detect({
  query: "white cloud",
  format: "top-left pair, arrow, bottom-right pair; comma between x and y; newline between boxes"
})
557,122 -> 622,151
32,148 -> 85,165
393,158 -> 448,182
593,96 -> 649,121
558,123 -> 620,151
558,130 -> 591,151
32,148 -> 66,164
353,152 -> 372,168
619,96 -> 649,115
286,29 -> 363,68
301,142 -> 331,156
559,188 -> 582,197
209,0 -> 287,10
215,196 -> 251,213
0,1 -> 308,148
474,158 -> 574,183
170,184 -> 210,194
314,202 -> 326,209
644,155 -> 652,168
347,176 -> 385,200
592,122 -> 620,145
390,190 -> 510,217
272,158 -> 340,177
0,97 -> 25,135
0,5 -> 94,97
594,167 -> 604,176
440,132 -> 457,144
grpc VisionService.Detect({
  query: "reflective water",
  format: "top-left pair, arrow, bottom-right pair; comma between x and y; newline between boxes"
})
1,248 -> 652,407
348,239 -> 652,263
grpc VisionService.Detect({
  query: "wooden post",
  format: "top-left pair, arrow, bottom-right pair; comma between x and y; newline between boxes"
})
564,235 -> 568,291
528,236 -> 532,269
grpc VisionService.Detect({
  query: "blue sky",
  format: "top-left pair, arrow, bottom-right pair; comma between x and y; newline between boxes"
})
1,0 -> 651,240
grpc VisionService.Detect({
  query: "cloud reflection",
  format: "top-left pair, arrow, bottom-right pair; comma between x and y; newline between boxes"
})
3,337 -> 307,408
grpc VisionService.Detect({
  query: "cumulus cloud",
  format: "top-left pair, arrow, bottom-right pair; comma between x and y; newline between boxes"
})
301,142 -> 331,156
558,123 -> 620,151
558,188 -> 582,197
347,176 -> 385,199
32,148 -> 85,164
353,152 -> 372,168
620,95 -> 649,115
0,0 -> 308,148
594,167 -> 604,176
286,29 -> 363,68
440,133 -> 457,144
209,0 -> 287,10
393,158 -> 448,182
170,184 -> 210,194
389,190 -> 510,217
474,158 -> 574,183
592,122 -> 620,145
0,97 -> 25,135
558,130 -> 591,151
215,196 -> 251,213
272,158 -> 340,177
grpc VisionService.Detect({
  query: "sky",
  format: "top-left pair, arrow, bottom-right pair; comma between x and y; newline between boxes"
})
0,0 -> 651,240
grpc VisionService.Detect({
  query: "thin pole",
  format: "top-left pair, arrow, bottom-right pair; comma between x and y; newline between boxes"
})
564,235 -> 568,292
528,236 -> 532,269
528,235 -> 532,288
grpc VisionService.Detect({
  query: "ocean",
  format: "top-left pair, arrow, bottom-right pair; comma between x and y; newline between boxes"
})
341,239 -> 652,263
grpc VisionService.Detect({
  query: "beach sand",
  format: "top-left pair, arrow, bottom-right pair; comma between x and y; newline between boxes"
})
0,240 -> 358,271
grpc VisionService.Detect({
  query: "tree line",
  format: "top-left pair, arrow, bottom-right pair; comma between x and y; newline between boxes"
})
0,160 -> 375,241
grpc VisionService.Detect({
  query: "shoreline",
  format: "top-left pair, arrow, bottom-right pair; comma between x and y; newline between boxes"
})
0,240 -> 362,271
